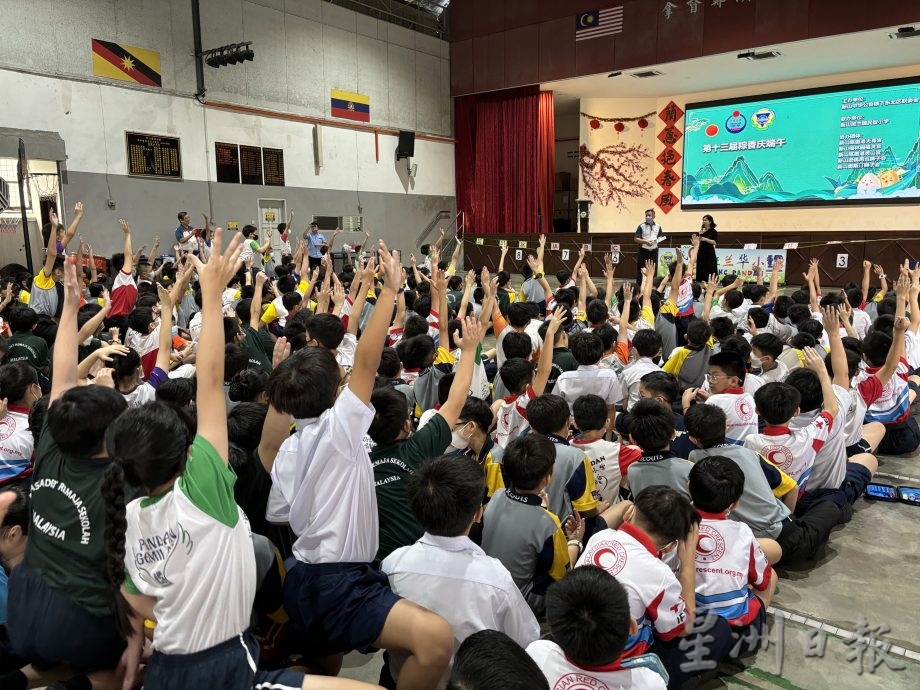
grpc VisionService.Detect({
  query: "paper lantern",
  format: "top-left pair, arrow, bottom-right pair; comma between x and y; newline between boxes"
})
638,118 -> 649,129
589,119 -> 600,130
614,122 -> 625,133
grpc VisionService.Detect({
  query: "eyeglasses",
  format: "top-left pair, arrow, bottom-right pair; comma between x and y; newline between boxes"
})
706,372 -> 725,381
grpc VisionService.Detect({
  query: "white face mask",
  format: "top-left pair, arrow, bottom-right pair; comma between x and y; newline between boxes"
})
750,354 -> 762,370
450,429 -> 470,450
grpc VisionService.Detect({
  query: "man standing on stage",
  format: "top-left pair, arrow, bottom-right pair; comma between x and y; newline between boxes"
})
634,208 -> 664,280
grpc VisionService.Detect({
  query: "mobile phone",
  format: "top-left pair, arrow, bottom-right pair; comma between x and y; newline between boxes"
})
864,483 -> 898,502
897,486 -> 920,505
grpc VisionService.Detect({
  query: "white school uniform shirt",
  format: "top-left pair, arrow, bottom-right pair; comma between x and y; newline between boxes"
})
267,387 -> 378,564
336,332 -> 357,368
556,365 -> 624,410
706,389 -> 758,443
701,373 -> 764,397
527,640 -> 667,690
846,374 -> 883,446
694,513 -> 772,628
495,385 -> 536,448
572,437 -> 641,506
743,409 -> 834,494
0,405 -> 34,482
851,308 -> 871,340
759,361 -> 788,383
495,325 -> 539,368
382,533 -> 540,689
789,384 -> 849,491
619,357 -> 661,411
904,328 -> 920,370
576,524 -> 688,658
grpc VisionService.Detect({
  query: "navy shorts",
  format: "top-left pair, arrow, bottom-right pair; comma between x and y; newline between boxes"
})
845,438 -> 872,457
145,631 -> 304,690
878,417 -> 920,456
840,462 -> 873,505
283,560 -> 401,657
7,560 -> 125,673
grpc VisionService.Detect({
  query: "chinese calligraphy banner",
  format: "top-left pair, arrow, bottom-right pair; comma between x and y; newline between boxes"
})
682,77 -> 920,208
656,101 -> 684,214
656,246 -> 787,283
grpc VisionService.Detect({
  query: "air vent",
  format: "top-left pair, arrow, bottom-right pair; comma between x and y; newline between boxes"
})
631,70 -> 662,79
889,26 -> 920,39
737,50 -> 783,61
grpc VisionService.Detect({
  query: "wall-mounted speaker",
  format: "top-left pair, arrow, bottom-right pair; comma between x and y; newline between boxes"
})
396,130 -> 415,160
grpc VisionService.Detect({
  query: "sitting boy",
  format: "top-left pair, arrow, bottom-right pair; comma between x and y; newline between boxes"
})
556,330 -> 623,415
625,398 -> 693,500
447,629 -> 549,690
527,566 -> 667,690
572,394 -> 641,506
615,371 -> 696,459
663,318 -> 712,392
751,333 -> 787,383
382,455 -> 539,688
619,329 -> 662,411
689,456 -> 776,647
744,347 -> 839,496
694,351 -> 758,443
481,434 -> 583,615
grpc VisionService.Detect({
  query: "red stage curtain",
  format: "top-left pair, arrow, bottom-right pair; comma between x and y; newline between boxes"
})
455,86 -> 555,235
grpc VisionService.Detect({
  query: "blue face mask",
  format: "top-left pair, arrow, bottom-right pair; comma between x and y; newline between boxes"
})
646,216 -> 654,223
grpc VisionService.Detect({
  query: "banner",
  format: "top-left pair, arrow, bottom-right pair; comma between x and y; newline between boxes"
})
656,246 -> 786,283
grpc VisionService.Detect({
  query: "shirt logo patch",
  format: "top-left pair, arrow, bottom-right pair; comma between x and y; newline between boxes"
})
762,444 -> 794,471
0,418 -> 14,442
735,398 -> 754,421
134,522 -> 194,588
585,539 -> 628,576
553,673 -> 610,690
696,524 -> 726,563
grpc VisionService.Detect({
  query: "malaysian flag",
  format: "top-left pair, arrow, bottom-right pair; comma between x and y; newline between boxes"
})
576,7 -> 624,41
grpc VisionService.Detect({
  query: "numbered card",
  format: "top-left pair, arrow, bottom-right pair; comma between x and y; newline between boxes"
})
783,242 -> 798,249
561,249 -> 571,261
514,249 -> 523,260
550,242 -> 560,251
498,239 -> 508,248
612,252 -> 620,265
836,254 -> 848,268
744,243 -> 757,250
610,244 -> 620,252
517,240 -> 528,249
583,244 -> 592,252
475,238 -> 484,245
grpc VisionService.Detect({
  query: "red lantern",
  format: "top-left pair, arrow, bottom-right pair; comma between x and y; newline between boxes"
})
589,119 -> 600,130
614,122 -> 625,133
638,118 -> 649,129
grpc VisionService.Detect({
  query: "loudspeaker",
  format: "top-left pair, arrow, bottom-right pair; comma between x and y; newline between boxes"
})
396,130 -> 415,160
577,199 -> 593,233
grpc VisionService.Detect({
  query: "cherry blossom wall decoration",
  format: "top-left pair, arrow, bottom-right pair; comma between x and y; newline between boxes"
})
579,143 -> 653,211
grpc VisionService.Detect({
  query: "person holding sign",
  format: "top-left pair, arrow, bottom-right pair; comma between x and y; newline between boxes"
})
634,209 -> 664,281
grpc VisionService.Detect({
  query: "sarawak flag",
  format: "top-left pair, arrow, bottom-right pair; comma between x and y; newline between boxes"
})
330,89 -> 370,123
92,39 -> 162,87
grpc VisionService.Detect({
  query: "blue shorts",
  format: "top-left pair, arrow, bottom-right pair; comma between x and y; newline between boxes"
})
845,438 -> 872,458
878,417 -> 920,456
283,561 -> 401,657
144,631 -> 303,690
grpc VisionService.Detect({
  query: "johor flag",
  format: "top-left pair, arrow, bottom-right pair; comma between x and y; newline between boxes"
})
576,7 -> 624,41
331,89 -> 370,123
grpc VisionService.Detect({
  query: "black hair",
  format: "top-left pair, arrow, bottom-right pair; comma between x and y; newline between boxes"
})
632,486 -> 699,544
502,331 -> 533,361
724,290 -> 744,310
689,455 -> 745,513
751,333 -> 783,359
369,386 -> 409,444
458,396 -> 494,432
798,319 -> 823,342
710,316 -> 734,341
28,394 -> 50,447
228,368 -> 269,403
828,343 -> 861,380
127,307 -> 155,335
436,371 -> 454,406
862,330 -> 891,367
414,294 -> 432,319
790,332 -> 816,350
721,334 -> 751,363
640,370 -> 679,403
628,398 -> 674,451
788,304 -> 812,326
223,315 -> 242,344
267,346 -> 341,419
748,285 -> 768,304
683,403 -> 726,447
790,288 -> 810,305
537,317 -> 566,346
276,275 -> 297,294
0,482 -> 29,535
773,295 -> 792,319
545,566 -> 632,667
235,298 -> 255,325
876,297 -> 897,318
0,361 -> 38,404
499,357 -> 534,396
224,343 -> 249,382
709,351 -> 746,383
155,377 -> 197,408
871,314 -> 895,338
397,334 -> 436,371
407,455 -> 484,537
748,307 -> 769,329
845,287 -> 863,309
227,402 -> 268,453
585,299 -> 608,326
686,319 -> 712,347
33,315 -> 58,348
178,211 -> 188,221
753,381 -> 801,425
594,323 -> 616,352
242,224 -> 258,238
554,288 -> 576,309
403,314 -> 429,339
526,394 -> 571,436
819,292 -> 843,309
306,313 -> 345,350
503,434 -> 555,491
48,385 -> 127,457
446,630 -> 549,690
419,243 -> 431,256
378,347 -> 402,379
573,394 -> 607,432
556,269 -> 572,285
631,329 -> 662,358
8,307 -> 37,334
569,331 -> 604,366
783,368 -> 822,413
507,302 -> 532,329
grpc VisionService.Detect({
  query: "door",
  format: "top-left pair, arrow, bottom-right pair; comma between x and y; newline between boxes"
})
257,199 -> 285,263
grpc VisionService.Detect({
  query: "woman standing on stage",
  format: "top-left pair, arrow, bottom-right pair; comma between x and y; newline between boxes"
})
694,214 -> 718,280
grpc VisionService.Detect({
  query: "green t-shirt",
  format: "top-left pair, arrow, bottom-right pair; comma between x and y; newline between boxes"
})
548,347 -> 579,394
371,413 -> 451,563
240,324 -> 273,373
6,332 -> 50,371
25,421 -> 114,615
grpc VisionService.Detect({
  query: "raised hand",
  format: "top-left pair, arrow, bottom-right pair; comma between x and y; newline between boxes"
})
62,255 -> 81,305
873,264 -> 885,277
49,208 -> 59,228
255,271 -> 268,287
377,240 -> 402,291
803,346 -> 825,373
272,336 -> 291,369
455,315 -> 484,353
187,227 -> 244,292
157,283 -> 175,309
119,219 -> 131,235
74,201 -> 84,215
548,306 -> 566,334
622,282 -> 634,302
895,315 -> 909,334
95,343 -> 130,363
821,306 -> 840,333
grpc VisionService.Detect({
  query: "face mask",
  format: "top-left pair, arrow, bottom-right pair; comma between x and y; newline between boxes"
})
750,354 -> 762,370
645,216 -> 654,223
450,429 -> 470,450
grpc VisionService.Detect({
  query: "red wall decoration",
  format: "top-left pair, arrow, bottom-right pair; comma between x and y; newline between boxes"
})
655,101 -> 683,214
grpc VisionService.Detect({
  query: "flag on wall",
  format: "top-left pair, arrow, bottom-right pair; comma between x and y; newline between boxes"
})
92,39 -> 162,87
575,7 -> 625,41
330,89 -> 371,123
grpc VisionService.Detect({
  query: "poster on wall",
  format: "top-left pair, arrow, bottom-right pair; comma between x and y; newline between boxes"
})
656,246 -> 787,283
215,142 -> 241,184
682,77 -> 920,208
125,132 -> 181,179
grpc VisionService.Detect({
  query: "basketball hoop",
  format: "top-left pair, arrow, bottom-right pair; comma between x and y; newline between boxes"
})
0,216 -> 19,236
30,173 -> 58,200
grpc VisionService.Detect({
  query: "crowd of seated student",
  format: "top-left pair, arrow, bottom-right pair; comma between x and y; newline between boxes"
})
0,208 -> 917,690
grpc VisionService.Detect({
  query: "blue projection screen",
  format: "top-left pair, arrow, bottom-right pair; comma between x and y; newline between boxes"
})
681,78 -> 920,208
